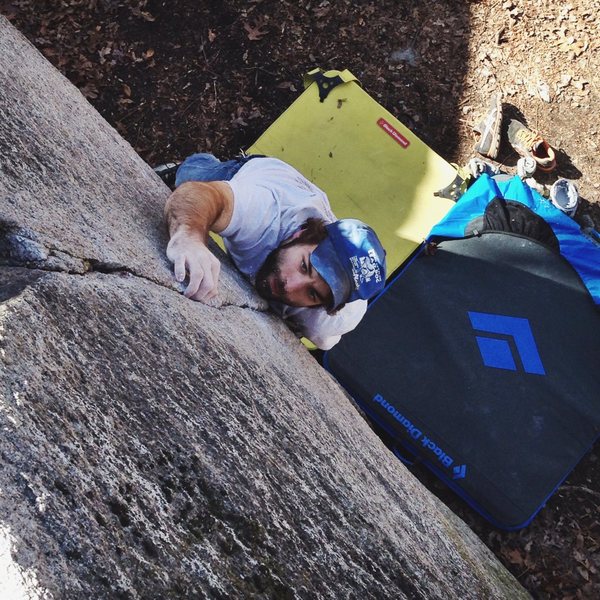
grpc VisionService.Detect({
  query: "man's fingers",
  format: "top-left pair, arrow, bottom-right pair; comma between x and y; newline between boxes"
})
207,259 -> 221,299
184,265 -> 204,298
174,255 -> 187,283
203,262 -> 221,300
191,268 -> 215,301
167,235 -> 221,302
189,255 -> 221,301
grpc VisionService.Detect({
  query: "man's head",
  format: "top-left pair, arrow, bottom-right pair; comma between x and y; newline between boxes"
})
255,218 -> 386,311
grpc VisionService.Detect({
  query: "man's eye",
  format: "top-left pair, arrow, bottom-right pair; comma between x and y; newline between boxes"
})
301,258 -> 307,272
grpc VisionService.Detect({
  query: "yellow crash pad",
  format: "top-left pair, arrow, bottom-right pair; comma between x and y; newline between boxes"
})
246,68 -> 457,274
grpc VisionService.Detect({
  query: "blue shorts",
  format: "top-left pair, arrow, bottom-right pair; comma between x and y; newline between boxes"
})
175,153 -> 264,187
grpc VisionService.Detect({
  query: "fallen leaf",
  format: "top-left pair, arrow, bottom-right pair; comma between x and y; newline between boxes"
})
537,81 -> 551,102
79,83 -> 98,99
208,29 -> 217,42
98,45 -> 111,64
244,21 -> 268,41
577,566 -> 590,581
143,48 -> 155,59
555,29 -> 588,57
122,84 -> 131,97
496,26 -> 506,45
1,5 -> 16,20
569,38 -> 588,57
276,81 -> 297,91
558,73 -> 572,88
313,5 -> 330,18
559,4 -> 573,19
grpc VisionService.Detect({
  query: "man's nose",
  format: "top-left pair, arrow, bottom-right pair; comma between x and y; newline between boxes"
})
284,271 -> 310,294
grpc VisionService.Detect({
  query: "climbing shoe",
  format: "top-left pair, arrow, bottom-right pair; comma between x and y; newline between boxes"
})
473,93 -> 502,159
153,162 -> 181,189
467,157 -> 501,178
507,120 -> 556,172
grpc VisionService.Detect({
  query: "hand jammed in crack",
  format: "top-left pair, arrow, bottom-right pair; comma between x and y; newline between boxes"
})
164,180 -> 233,301
166,229 -> 221,301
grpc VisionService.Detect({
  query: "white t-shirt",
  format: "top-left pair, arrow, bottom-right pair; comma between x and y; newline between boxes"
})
220,157 -> 367,350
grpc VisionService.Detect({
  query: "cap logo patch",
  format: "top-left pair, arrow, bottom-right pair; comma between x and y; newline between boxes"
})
350,249 -> 382,290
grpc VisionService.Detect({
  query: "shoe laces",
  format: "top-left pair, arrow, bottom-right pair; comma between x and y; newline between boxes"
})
515,127 -> 540,151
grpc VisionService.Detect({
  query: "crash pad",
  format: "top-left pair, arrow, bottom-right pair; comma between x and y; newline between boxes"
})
247,68 -> 457,274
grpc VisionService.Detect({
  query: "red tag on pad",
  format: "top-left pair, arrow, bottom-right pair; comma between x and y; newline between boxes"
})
377,118 -> 410,148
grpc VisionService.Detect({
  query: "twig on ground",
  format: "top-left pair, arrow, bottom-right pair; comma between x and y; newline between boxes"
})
559,485 -> 600,501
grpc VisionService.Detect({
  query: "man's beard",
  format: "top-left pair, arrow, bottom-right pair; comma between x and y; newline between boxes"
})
255,246 -> 286,303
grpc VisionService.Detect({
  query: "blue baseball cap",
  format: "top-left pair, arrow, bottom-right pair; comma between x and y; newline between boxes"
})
311,219 -> 386,311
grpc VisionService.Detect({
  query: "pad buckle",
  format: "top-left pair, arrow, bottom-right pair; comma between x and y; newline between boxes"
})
313,72 -> 344,102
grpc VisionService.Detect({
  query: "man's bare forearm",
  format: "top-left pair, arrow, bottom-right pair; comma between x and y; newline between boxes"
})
164,181 -> 234,241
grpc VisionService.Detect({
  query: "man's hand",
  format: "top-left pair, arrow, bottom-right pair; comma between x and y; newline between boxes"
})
166,229 -> 221,301
164,181 -> 234,302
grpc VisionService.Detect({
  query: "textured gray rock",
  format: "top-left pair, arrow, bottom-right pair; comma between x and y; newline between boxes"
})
0,15 -> 260,312
0,15 -> 529,600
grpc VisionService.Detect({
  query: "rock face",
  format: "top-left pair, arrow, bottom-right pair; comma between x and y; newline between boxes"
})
0,16 -> 529,600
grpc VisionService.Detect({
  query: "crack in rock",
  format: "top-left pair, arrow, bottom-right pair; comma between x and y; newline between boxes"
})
0,222 -> 85,271
0,223 -> 48,263
219,301 -> 271,314
0,223 -> 270,314
0,221 -> 159,283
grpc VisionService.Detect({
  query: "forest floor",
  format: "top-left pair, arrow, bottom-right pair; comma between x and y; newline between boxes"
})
3,1 -> 599,598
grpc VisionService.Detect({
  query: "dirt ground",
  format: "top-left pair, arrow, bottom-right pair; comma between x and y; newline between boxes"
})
3,0 -> 599,597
